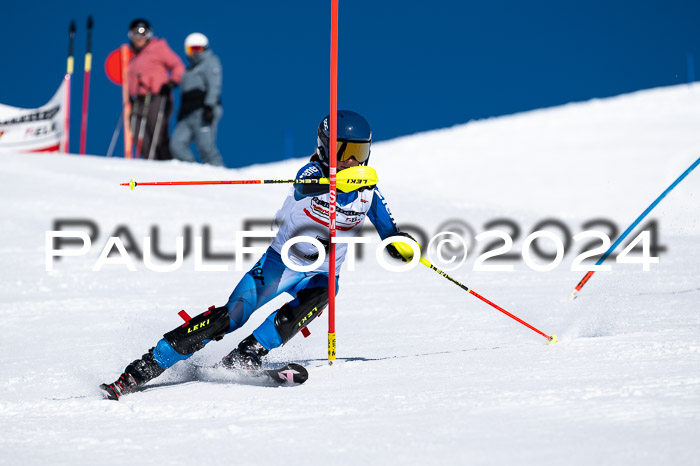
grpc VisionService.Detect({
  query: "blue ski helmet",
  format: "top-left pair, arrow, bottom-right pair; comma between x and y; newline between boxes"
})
317,110 -> 372,166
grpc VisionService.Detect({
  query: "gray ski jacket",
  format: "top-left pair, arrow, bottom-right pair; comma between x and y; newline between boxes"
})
178,48 -> 223,118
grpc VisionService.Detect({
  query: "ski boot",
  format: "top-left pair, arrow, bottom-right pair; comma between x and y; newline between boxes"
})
220,334 -> 269,371
100,348 -> 165,400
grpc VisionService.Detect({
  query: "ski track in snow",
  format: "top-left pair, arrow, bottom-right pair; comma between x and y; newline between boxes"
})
1,84 -> 700,465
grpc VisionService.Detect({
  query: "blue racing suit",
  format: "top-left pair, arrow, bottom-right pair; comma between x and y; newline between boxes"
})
151,160 -> 398,368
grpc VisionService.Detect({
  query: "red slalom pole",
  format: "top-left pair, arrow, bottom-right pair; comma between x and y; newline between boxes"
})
327,0 -> 339,365
79,15 -> 93,155
120,44 -> 133,159
419,257 -> 558,344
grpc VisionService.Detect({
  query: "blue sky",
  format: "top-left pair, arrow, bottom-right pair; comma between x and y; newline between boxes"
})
2,0 -> 698,167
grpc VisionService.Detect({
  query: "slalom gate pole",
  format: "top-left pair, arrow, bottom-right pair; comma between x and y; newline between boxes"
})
120,44 -> 133,159
419,257 -> 557,344
569,155 -> 700,300
79,16 -> 93,155
327,0 -> 339,365
62,20 -> 76,154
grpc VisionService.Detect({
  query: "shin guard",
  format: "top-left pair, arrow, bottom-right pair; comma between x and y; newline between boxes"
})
163,305 -> 230,355
274,287 -> 328,345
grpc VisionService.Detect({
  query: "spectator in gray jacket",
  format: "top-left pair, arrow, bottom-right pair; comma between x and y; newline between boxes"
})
170,33 -> 224,166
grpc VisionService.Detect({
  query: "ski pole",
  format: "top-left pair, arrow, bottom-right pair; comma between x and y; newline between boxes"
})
79,15 -> 93,155
106,108 -> 123,157
62,20 -> 76,154
569,155 -> 700,300
419,256 -> 557,344
129,99 -> 141,148
135,93 -> 150,158
148,93 -> 168,160
136,78 -> 153,158
123,178 -> 324,188
121,166 -> 378,193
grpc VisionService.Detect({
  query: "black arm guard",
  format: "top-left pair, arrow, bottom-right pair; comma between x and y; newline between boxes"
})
295,182 -> 328,197
274,287 -> 328,345
163,305 -> 231,355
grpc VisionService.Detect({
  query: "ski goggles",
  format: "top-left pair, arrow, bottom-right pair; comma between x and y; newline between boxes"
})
336,140 -> 371,163
128,26 -> 153,41
185,45 -> 206,56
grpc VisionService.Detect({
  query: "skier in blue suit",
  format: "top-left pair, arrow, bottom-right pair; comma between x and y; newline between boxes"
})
101,110 -> 415,399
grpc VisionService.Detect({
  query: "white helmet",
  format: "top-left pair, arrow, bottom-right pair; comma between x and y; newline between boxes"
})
184,32 -> 209,54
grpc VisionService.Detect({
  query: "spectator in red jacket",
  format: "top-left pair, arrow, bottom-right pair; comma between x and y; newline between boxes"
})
127,19 -> 185,160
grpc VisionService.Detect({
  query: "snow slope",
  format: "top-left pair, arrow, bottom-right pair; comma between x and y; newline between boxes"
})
1,84 -> 699,465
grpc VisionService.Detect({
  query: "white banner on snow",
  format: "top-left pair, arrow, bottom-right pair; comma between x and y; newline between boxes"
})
0,79 -> 67,153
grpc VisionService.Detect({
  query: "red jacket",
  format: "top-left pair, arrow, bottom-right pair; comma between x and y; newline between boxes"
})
127,37 -> 184,96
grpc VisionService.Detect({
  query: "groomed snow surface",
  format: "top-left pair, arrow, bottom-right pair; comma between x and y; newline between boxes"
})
1,84 -> 699,465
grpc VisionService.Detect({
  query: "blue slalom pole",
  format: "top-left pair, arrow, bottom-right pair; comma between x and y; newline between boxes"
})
570,155 -> 700,299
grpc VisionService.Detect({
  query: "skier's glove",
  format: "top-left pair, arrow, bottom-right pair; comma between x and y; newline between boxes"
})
202,105 -> 214,125
386,232 -> 421,262
159,80 -> 177,95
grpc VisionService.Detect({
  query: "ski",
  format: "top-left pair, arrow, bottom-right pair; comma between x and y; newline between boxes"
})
250,363 -> 309,385
100,362 -> 308,400
198,362 -> 309,387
